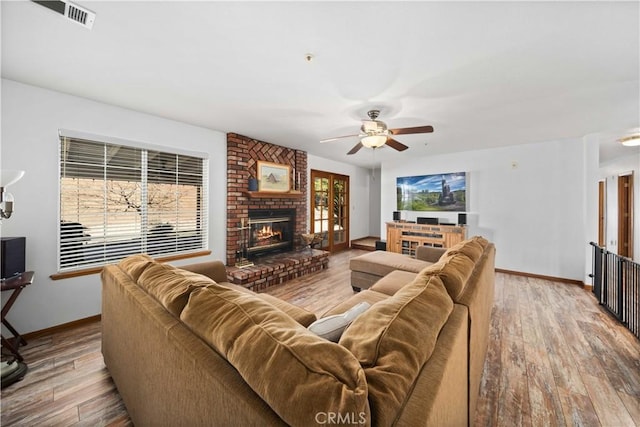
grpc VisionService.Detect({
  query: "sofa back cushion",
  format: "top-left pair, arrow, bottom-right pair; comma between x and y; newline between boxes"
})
419,253 -> 476,301
137,262 -> 214,317
444,235 -> 488,262
181,284 -> 370,427
118,254 -> 155,282
339,274 -> 453,426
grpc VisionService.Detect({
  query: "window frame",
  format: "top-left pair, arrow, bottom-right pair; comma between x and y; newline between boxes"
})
53,129 -> 210,278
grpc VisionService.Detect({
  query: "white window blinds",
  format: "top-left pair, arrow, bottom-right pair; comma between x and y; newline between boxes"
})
58,134 -> 208,272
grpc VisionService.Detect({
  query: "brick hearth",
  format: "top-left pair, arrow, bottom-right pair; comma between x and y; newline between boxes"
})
226,249 -> 329,292
227,133 -> 321,290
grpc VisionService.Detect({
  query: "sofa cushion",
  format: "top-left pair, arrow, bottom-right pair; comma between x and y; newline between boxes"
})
419,252 -> 477,301
339,274 -> 453,426
211,283 -> 317,327
471,235 -> 489,248
180,260 -> 229,284
369,270 -> 418,296
443,236 -> 488,262
118,254 -> 155,282
415,245 -> 447,263
181,284 -> 370,426
322,289 -> 390,317
254,293 -> 317,327
308,302 -> 371,342
137,262 -> 214,317
351,270 -> 387,291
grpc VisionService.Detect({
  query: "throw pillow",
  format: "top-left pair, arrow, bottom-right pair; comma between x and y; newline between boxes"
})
308,302 -> 371,342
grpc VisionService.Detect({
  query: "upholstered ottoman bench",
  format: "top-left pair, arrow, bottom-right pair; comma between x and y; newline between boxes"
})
349,250 -> 432,291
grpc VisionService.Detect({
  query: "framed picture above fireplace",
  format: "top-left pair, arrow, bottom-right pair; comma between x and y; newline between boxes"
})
257,161 -> 290,192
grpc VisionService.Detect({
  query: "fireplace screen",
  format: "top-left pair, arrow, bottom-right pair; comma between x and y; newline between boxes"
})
247,211 -> 294,257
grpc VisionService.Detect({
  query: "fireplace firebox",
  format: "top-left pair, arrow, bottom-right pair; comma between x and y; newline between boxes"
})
246,209 -> 295,258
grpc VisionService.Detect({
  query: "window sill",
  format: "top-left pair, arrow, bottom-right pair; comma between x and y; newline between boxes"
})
49,250 -> 213,280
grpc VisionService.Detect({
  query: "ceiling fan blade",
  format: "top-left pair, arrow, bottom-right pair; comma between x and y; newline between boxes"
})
347,142 -> 364,155
320,134 -> 360,143
389,125 -> 434,135
385,138 -> 409,152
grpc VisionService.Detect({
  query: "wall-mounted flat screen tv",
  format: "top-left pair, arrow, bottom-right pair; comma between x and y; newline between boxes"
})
397,172 -> 467,212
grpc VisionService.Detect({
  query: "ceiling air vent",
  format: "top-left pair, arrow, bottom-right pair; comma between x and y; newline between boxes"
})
32,0 -> 95,30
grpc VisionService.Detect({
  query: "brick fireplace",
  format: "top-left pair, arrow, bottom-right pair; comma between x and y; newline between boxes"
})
226,133 -> 308,266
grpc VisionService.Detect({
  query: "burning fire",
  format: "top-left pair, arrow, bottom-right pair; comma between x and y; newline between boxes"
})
256,225 -> 282,241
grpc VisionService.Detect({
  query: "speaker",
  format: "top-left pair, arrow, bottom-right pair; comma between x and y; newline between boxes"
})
458,213 -> 467,226
417,217 -> 439,225
1,237 -> 26,279
393,211 -> 401,221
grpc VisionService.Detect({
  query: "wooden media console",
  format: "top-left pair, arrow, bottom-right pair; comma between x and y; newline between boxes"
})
386,222 -> 466,257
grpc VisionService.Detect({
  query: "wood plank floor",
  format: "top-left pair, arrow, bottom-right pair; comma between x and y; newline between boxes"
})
2,249 -> 639,426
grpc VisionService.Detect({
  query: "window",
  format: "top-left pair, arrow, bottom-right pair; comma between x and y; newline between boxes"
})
58,131 -> 208,272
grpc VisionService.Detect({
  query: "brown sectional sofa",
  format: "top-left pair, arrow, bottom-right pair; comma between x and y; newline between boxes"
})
101,236 -> 494,426
339,237 -> 496,422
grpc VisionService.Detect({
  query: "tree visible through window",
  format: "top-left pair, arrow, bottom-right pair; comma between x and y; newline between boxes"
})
58,135 -> 208,272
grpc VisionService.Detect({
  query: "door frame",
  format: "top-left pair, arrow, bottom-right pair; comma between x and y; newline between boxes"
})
310,169 -> 350,252
598,180 -> 606,247
617,172 -> 634,258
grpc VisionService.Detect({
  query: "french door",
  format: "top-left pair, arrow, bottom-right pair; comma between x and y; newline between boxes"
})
310,170 -> 349,252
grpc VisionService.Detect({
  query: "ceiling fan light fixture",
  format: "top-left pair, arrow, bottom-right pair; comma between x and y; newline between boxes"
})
361,134 -> 387,148
361,120 -> 387,134
618,134 -> 640,147
324,109 -> 432,155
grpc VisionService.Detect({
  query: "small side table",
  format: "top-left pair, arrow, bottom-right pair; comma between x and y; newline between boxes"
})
1,271 -> 34,362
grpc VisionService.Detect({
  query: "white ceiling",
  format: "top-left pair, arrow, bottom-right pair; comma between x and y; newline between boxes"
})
2,1 -> 639,167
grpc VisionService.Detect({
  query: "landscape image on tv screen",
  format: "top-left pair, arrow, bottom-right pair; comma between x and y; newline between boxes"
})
397,172 -> 466,212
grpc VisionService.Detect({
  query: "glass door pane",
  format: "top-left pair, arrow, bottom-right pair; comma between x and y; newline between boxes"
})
332,177 -> 348,250
313,175 -> 330,249
310,170 -> 349,252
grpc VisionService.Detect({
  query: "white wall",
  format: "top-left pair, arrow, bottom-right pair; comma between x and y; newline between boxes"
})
369,168 -> 382,237
307,154 -> 373,241
0,79 -> 228,334
381,138 -> 590,281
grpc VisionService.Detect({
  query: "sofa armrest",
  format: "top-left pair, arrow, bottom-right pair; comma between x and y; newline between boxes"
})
180,260 -> 229,284
415,246 -> 446,263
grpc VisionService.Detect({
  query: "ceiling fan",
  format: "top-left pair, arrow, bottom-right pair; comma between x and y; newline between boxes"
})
320,110 -> 434,155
